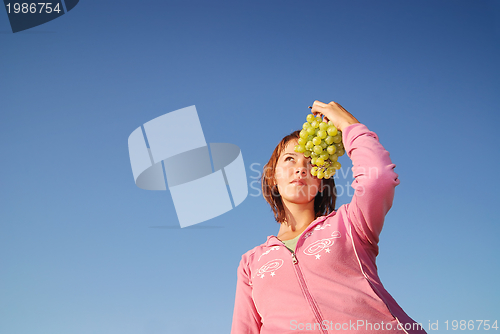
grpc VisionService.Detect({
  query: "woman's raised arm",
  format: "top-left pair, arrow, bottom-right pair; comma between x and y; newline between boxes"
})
312,101 -> 399,246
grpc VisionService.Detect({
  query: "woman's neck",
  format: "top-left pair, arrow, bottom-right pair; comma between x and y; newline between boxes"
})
277,200 -> 316,240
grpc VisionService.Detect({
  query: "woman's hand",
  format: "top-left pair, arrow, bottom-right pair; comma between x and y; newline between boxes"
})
310,100 -> 359,132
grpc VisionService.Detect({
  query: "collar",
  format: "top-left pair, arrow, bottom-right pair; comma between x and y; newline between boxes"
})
265,210 -> 337,247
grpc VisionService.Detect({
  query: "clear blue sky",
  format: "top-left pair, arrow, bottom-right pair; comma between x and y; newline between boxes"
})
1,1 -> 499,333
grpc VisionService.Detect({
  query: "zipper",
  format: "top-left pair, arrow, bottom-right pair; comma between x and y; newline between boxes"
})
288,249 -> 328,334
275,218 -> 332,333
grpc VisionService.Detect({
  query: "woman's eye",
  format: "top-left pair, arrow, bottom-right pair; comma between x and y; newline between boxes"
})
285,156 -> 294,161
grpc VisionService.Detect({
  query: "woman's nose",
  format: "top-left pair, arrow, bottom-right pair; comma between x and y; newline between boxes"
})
296,167 -> 307,175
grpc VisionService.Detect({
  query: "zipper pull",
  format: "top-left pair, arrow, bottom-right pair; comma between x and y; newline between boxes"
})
291,252 -> 298,264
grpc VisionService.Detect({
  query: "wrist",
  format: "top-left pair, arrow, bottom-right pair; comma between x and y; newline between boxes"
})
338,120 -> 360,132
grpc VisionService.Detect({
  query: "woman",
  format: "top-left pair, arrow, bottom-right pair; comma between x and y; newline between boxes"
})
230,100 -> 427,334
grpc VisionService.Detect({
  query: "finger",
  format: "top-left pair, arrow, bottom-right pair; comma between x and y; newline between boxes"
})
311,100 -> 328,117
312,100 -> 328,112
312,113 -> 328,123
311,109 -> 323,119
309,108 -> 320,118
311,106 -> 329,122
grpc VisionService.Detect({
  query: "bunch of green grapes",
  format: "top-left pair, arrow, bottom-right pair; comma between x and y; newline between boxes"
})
294,113 -> 345,179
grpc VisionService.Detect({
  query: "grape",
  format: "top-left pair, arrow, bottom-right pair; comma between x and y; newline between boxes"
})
324,171 -> 334,179
332,134 -> 342,143
317,130 -> 327,139
327,126 -> 338,137
294,110 -> 344,180
313,145 -> 323,154
296,145 -> 306,153
312,137 -> 322,145
325,169 -> 335,178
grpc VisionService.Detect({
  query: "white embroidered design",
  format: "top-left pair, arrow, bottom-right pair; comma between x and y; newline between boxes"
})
254,259 -> 284,279
304,223 -> 331,239
314,223 -> 331,231
303,231 -> 341,259
258,246 -> 280,261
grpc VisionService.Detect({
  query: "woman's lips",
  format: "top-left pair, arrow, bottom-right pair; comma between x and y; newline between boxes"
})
290,179 -> 306,186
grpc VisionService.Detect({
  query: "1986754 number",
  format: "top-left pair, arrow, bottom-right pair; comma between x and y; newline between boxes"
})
5,3 -> 62,14
445,320 -> 498,331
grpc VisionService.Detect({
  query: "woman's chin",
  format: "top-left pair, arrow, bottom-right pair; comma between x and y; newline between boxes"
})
281,193 -> 317,206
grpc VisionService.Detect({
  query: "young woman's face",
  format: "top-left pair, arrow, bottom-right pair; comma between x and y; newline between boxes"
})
273,139 -> 322,205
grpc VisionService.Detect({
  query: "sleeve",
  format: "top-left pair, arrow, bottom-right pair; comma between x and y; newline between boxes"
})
342,123 -> 400,247
230,255 -> 262,334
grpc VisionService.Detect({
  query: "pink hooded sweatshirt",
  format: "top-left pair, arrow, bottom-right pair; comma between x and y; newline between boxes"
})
231,123 -> 427,334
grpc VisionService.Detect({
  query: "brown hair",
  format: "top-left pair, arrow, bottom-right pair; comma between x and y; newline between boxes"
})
261,130 -> 336,223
